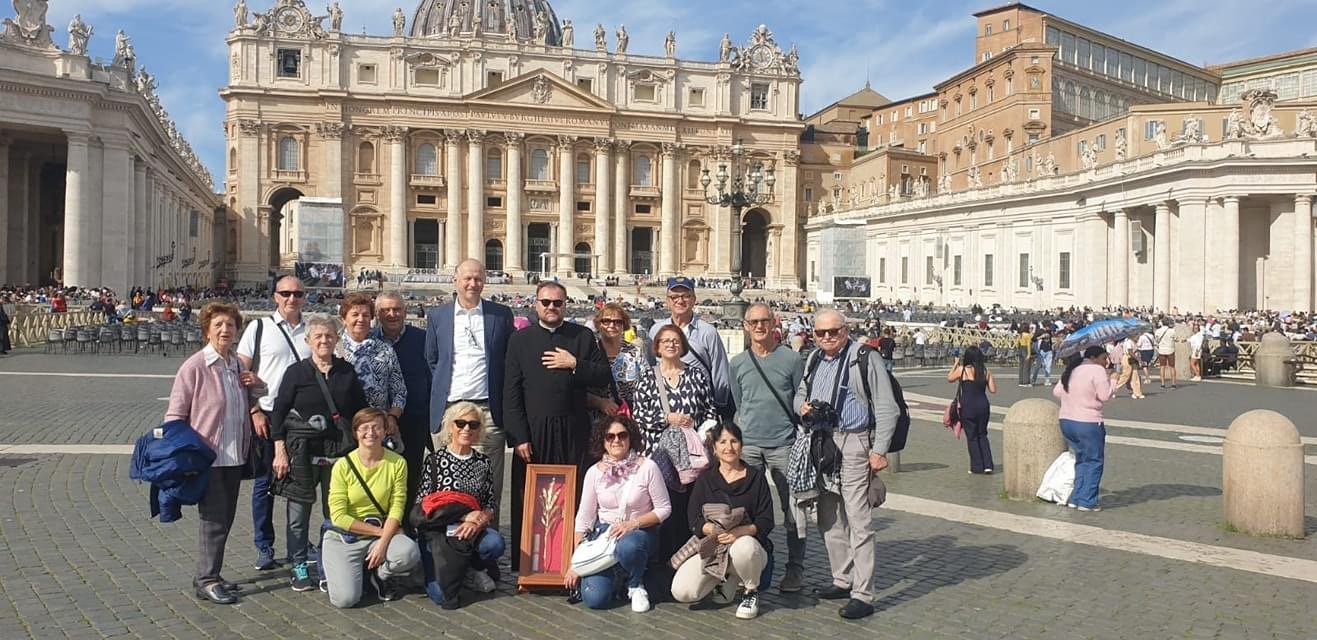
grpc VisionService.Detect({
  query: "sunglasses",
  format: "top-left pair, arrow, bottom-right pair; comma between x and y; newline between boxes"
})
604,431 -> 630,442
276,290 -> 306,299
598,318 -> 625,326
745,318 -> 774,326
453,419 -> 482,431
814,327 -> 844,338
538,299 -> 566,308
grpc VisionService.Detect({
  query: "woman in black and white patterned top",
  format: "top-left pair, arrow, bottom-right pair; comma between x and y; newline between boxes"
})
414,401 -> 503,608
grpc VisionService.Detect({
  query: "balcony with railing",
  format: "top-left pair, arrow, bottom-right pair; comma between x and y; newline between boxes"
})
629,184 -> 660,198
272,169 -> 307,183
525,179 -> 558,193
410,174 -> 446,188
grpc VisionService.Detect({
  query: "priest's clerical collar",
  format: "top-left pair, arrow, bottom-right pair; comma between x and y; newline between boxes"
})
538,320 -> 563,333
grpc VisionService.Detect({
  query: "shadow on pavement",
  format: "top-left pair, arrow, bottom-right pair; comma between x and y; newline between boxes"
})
1099,483 -> 1221,509
894,462 -> 949,473
871,534 -> 1027,614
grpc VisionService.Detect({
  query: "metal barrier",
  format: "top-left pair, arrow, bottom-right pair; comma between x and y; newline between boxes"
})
8,310 -> 102,348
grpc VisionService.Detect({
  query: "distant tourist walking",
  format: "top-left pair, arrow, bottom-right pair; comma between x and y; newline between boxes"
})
1153,321 -> 1178,389
947,346 -> 997,474
1014,325 -> 1032,388
1053,347 -> 1117,511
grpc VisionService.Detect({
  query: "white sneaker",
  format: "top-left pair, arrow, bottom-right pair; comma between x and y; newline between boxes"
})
628,586 -> 651,612
735,590 -> 760,619
1192,376 -> 1202,381
463,569 -> 496,593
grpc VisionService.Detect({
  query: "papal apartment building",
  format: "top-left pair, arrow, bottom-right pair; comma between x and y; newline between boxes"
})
804,2 -> 1317,314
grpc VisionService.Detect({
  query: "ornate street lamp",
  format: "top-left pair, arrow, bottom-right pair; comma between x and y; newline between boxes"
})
700,138 -> 775,321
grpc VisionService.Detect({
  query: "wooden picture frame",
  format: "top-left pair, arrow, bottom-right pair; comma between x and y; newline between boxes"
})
516,464 -> 578,592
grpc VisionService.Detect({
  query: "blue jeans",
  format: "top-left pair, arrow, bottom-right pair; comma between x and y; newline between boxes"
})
580,523 -> 657,610
251,429 -> 275,555
1059,419 -> 1105,508
1031,352 -> 1054,385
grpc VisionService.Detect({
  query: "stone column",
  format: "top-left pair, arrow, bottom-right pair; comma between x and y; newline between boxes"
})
504,132 -> 525,274
1177,198 -> 1207,312
0,135 -> 9,285
556,135 -> 575,276
1083,213 -> 1108,306
237,120 -> 263,274
318,122 -> 344,199
1295,194 -> 1313,312
659,143 -> 679,277
466,130 -> 486,263
443,129 -> 463,270
133,163 -> 148,288
385,126 -> 408,269
1112,208 -> 1130,308
548,222 -> 559,273
594,138 -> 612,274
62,132 -> 92,287
7,151 -> 30,283
613,141 -> 630,274
1221,196 -> 1241,312
100,143 -> 133,293
1154,201 -> 1171,311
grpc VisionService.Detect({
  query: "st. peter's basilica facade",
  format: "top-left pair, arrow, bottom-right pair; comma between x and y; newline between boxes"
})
223,0 -> 806,287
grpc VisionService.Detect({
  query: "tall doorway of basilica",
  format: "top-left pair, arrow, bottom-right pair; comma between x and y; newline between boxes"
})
485,239 -> 504,271
268,187 -> 303,268
527,223 -> 551,273
742,209 -> 769,278
414,219 -> 439,269
630,227 -> 654,275
574,242 -> 592,277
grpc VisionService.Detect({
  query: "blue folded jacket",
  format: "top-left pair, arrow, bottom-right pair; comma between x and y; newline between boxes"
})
129,419 -> 216,523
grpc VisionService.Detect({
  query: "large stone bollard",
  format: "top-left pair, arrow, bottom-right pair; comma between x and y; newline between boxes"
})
1173,323 -> 1193,380
1253,333 -> 1296,388
1002,398 -> 1066,500
1223,409 -> 1305,537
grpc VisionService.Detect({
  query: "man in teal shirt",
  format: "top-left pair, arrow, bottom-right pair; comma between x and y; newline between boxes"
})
730,302 -> 805,592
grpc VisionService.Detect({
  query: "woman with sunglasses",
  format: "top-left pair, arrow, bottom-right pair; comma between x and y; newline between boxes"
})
566,415 -> 671,612
587,303 -> 650,418
413,401 -> 505,608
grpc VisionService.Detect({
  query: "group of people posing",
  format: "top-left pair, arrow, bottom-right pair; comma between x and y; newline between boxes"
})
162,261 -> 902,620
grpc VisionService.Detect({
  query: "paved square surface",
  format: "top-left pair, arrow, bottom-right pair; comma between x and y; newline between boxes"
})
1,350 -> 1315,639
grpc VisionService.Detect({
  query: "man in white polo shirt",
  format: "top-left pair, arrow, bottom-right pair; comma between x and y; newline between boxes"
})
236,275 -> 313,572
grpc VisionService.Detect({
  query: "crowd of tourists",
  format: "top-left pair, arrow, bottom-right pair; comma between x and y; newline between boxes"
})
135,262 -> 902,621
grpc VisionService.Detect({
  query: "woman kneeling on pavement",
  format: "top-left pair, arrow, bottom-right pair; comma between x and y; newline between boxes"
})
412,401 -> 504,609
671,422 -> 772,620
322,408 -> 419,608
567,415 -> 671,612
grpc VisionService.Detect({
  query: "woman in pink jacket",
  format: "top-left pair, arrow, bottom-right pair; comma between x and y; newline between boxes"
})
1053,346 -> 1117,512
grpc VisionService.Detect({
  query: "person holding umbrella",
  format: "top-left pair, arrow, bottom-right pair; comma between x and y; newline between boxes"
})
1053,346 -> 1118,512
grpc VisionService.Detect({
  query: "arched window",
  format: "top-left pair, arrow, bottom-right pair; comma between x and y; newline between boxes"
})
228,148 -> 237,175
1095,91 -> 1108,120
357,142 -> 375,174
634,154 -> 652,186
484,239 -> 504,271
1078,88 -> 1091,119
277,136 -> 299,171
687,159 -> 702,189
575,153 -> 591,185
486,148 -> 502,179
530,148 -> 549,180
1065,81 -> 1077,114
415,143 -> 437,176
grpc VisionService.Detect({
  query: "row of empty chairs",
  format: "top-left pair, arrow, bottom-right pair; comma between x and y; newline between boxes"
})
43,321 -> 203,356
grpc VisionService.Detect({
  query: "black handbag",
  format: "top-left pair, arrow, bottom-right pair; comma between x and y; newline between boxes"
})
312,363 -> 357,458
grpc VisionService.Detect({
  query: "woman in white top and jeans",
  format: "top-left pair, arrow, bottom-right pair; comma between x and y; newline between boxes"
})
565,415 -> 672,612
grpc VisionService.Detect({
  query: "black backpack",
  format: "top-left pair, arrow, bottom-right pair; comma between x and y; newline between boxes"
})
1038,335 -> 1053,354
804,344 -> 912,454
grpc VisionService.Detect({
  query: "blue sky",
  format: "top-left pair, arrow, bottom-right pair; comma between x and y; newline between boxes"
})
37,0 -> 1317,191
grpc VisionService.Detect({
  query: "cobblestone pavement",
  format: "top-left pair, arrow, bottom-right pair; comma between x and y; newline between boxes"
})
1,349 -> 1315,639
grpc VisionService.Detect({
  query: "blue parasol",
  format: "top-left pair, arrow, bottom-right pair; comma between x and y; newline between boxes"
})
1054,318 -> 1151,359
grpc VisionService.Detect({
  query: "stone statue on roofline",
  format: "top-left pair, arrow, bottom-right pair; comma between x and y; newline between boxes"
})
615,24 -> 628,53
561,19 -> 573,47
392,7 -> 405,37
593,23 -> 606,51
664,30 -> 676,58
67,13 -> 91,55
328,2 -> 342,32
234,0 -> 248,28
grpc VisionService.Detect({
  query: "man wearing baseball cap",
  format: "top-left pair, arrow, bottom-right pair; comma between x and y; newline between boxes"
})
648,276 -> 733,419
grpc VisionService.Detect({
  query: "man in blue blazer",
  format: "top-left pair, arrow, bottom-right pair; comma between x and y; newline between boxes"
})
425,259 -> 517,527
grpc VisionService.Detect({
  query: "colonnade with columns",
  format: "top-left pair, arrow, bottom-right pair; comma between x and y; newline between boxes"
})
1095,193 -> 1314,312
0,130 -> 215,292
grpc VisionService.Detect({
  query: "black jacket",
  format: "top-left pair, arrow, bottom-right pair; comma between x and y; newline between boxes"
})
270,357 -> 367,503
687,464 -> 775,552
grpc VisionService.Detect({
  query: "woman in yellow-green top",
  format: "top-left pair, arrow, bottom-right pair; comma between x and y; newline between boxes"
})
322,407 -> 420,608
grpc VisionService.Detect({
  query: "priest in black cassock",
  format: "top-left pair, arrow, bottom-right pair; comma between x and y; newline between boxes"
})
504,281 -> 612,572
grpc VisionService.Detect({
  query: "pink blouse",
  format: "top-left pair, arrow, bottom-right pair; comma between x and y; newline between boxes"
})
574,457 -> 672,534
1053,362 -> 1116,423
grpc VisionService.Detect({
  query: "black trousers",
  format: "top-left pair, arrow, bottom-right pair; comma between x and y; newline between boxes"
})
196,465 -> 243,586
961,411 -> 995,473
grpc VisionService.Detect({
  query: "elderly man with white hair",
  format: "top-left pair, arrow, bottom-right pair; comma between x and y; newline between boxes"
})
793,308 -> 900,620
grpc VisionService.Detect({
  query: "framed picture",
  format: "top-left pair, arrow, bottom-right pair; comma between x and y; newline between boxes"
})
516,464 -> 578,592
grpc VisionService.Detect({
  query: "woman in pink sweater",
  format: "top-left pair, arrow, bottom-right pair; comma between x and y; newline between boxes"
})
1053,346 -> 1118,511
